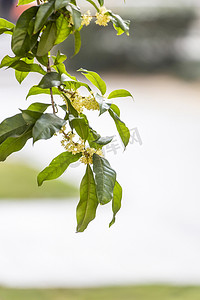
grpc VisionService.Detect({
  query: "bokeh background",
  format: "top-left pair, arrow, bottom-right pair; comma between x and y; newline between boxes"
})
0,0 -> 200,299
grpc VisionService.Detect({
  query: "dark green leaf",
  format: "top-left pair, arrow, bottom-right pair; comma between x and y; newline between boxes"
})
10,60 -> 46,75
97,0 -> 104,6
93,154 -> 116,204
12,6 -> 38,56
108,89 -> 133,99
32,113 -> 66,143
15,57 -> 34,84
79,68 -> 106,95
76,164 -> 99,232
109,180 -> 122,227
0,114 -> 28,144
37,22 -> 57,57
109,108 -> 130,149
34,0 -> 55,33
55,14 -> 71,45
21,110 -> 43,124
62,94 -> 78,117
0,18 -> 15,35
54,0 -> 70,10
95,93 -> 111,115
87,127 -> 101,149
73,30 -> 81,56
94,135 -> 114,146
38,72 -> 62,89
67,3 -> 82,30
0,127 -> 32,161
36,53 -> 49,67
27,102 -> 51,113
26,85 -> 60,99
70,115 -> 89,140
37,151 -> 81,186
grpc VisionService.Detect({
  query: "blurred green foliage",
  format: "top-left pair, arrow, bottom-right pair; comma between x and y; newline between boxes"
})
1,285 -> 200,300
0,162 -> 78,198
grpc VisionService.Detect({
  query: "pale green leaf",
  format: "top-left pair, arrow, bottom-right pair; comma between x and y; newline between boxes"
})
109,108 -> 130,148
26,85 -> 60,99
0,18 -> 15,35
108,89 -> 133,99
79,69 -> 106,95
55,14 -> 71,45
37,152 -> 81,186
109,181 -> 122,227
18,0 -> 35,5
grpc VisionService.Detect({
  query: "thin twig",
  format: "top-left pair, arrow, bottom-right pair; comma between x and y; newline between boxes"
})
47,58 -> 56,115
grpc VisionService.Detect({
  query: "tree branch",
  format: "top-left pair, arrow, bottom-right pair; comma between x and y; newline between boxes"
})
47,58 -> 56,115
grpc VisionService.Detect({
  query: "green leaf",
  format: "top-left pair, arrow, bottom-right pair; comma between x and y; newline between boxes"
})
108,89 -> 133,99
0,55 -> 20,69
15,57 -> 34,84
70,115 -> 89,140
97,0 -> 104,6
21,110 -> 43,124
73,30 -> 81,56
18,0 -> 35,5
27,102 -> 51,113
76,165 -> 99,232
55,14 -> 71,45
109,12 -> 130,36
11,6 -> 38,56
79,69 -> 106,95
67,3 -> 82,30
95,93 -> 111,115
109,108 -> 130,149
54,62 -> 77,81
0,114 -> 28,144
93,136 -> 114,146
0,18 -> 15,35
37,22 -> 57,57
11,60 -> 46,78
53,51 -> 67,65
87,127 -> 101,149
34,0 -> 55,33
109,181 -> 122,227
93,154 -> 116,205
38,72 -> 62,89
26,85 -> 60,99
54,0 -> 70,10
62,94 -> 78,117
85,0 -> 99,11
110,103 -> 120,117
36,53 -> 49,67
32,113 -> 66,143
0,127 -> 32,162
37,151 -> 81,186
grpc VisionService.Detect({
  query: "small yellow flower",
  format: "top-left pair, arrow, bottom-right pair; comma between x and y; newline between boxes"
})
81,10 -> 93,26
95,6 -> 111,26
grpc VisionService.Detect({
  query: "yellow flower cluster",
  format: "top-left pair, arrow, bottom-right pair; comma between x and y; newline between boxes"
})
61,131 -> 85,155
62,91 -> 99,113
60,131 -> 103,164
81,10 -> 93,26
80,148 -> 103,165
95,6 -> 111,26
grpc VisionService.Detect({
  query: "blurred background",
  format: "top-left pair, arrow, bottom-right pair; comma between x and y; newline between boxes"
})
0,0 -> 200,299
